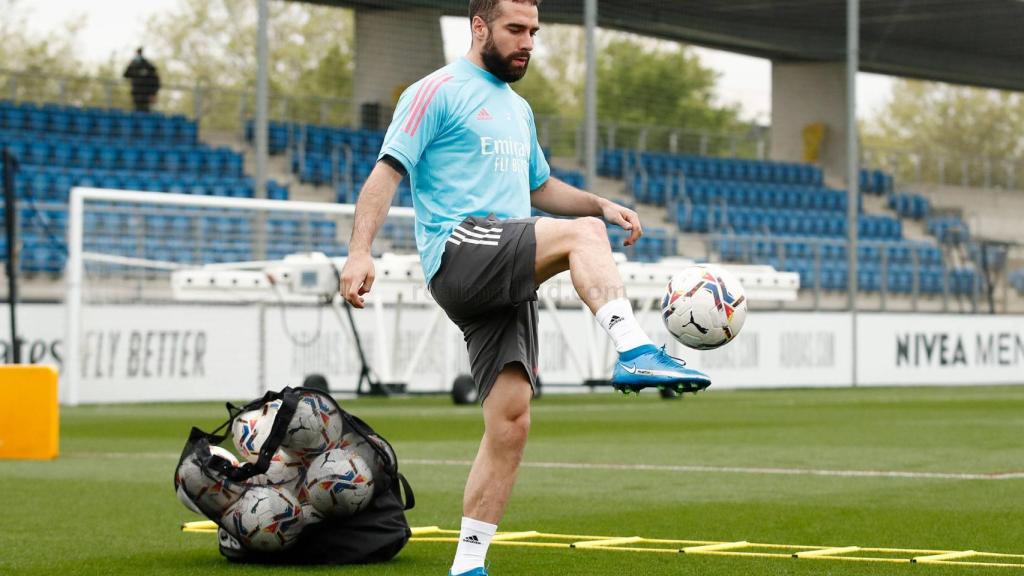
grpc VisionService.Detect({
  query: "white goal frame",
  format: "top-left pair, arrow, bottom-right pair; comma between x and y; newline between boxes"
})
64,187 -> 415,406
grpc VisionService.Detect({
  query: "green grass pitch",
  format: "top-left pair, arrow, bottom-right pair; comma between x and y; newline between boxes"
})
2,385 -> 1023,575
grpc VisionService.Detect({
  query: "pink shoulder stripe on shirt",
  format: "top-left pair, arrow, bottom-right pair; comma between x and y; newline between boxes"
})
401,74 -> 439,134
402,72 -> 451,134
404,74 -> 453,137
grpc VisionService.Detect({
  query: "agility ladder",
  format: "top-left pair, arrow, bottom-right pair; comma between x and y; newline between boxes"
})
182,522 -> 1024,569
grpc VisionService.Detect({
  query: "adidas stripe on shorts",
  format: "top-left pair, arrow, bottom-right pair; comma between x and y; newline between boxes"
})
429,214 -> 540,403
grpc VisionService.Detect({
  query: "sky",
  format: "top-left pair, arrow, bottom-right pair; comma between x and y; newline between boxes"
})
20,0 -> 894,124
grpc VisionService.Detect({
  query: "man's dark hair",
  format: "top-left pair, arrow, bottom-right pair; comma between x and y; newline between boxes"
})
469,0 -> 541,25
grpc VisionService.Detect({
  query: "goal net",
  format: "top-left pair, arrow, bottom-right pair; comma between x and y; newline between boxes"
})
63,187 -> 475,405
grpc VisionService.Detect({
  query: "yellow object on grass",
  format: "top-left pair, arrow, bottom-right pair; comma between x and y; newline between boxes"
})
0,365 -> 59,460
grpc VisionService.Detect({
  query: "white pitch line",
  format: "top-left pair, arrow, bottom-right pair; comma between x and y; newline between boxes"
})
69,452 -> 1024,481
402,458 -> 1024,481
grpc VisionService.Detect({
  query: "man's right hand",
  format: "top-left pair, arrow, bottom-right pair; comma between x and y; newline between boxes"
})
339,253 -> 375,308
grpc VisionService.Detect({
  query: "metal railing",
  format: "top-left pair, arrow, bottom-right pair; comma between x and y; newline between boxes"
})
533,115 -> 768,162
0,68 -> 356,142
862,145 -> 1023,192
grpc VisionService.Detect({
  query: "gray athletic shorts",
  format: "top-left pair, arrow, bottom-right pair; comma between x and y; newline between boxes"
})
429,214 -> 540,403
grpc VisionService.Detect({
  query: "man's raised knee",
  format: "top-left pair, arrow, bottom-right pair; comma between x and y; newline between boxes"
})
576,216 -> 608,243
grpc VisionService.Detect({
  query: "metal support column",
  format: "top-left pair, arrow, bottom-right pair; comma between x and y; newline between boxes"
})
583,0 -> 598,190
2,149 -> 20,364
254,0 -> 270,260
846,0 -> 860,386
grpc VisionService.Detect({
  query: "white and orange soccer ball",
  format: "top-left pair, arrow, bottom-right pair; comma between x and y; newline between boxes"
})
222,485 -> 304,552
175,445 -> 246,516
304,448 -> 375,517
252,448 -> 306,491
340,432 -> 393,481
281,392 -> 345,459
662,264 -> 747,350
231,400 -> 282,463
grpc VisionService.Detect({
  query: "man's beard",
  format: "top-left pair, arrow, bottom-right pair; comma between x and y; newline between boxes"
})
481,35 -> 529,83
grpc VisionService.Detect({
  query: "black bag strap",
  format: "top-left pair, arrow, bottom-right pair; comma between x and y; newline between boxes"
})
397,472 -> 415,511
208,387 -> 301,482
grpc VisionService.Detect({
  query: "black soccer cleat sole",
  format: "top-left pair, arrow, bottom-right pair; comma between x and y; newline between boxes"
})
612,380 -> 711,396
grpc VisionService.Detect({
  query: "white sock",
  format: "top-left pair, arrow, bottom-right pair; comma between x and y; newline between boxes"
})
595,298 -> 654,353
450,516 -> 497,574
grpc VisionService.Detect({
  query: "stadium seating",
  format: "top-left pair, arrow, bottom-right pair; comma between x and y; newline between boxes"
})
551,167 -> 586,190
710,235 -> 970,294
596,146 -> 973,295
1010,268 -> 1024,295
927,215 -> 970,243
0,101 -> 198,144
859,169 -> 894,195
607,223 -> 674,263
601,150 -> 823,186
2,203 -> 344,275
246,120 -> 384,159
8,166 -> 287,202
888,192 -> 930,220
0,133 -> 242,176
0,102 -> 303,274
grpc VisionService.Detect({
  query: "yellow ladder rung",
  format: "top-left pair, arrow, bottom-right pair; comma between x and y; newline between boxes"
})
410,526 -> 445,536
181,520 -> 218,532
493,531 -> 540,541
914,550 -> 977,563
794,546 -> 861,558
682,541 -> 749,553
573,536 -> 644,548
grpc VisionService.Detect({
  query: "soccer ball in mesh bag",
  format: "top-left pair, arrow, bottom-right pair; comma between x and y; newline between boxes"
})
341,431 -> 395,480
252,448 -> 305,491
231,400 -> 282,463
294,483 -> 326,525
281,392 -> 344,458
662,264 -> 747,350
305,448 -> 375,517
175,445 -> 246,516
223,485 -> 304,552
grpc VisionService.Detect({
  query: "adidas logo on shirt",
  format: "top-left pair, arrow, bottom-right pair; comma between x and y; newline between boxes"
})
476,107 -> 492,121
462,535 -> 481,544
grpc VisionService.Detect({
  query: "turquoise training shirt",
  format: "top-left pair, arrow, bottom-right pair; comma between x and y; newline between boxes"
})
378,57 -> 551,283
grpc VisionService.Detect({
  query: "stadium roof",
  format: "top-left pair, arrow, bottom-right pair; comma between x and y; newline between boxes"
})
305,0 -> 1024,92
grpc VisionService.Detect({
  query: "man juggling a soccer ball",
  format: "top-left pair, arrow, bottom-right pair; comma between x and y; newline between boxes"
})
339,1 -> 712,573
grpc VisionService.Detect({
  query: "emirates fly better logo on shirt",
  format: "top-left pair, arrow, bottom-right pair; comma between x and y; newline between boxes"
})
480,135 -> 530,174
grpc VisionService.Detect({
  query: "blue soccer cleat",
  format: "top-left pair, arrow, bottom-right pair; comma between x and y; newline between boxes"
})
449,568 -> 488,576
611,344 -> 711,395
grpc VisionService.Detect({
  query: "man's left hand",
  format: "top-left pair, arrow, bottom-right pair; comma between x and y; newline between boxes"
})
600,200 -> 643,246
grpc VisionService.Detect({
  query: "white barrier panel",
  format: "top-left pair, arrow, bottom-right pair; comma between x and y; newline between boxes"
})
76,305 -> 261,403
0,304 -> 64,367
856,313 -> 1024,386
686,312 -> 853,389
1,303 -> 261,403
3,304 -> 1021,403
